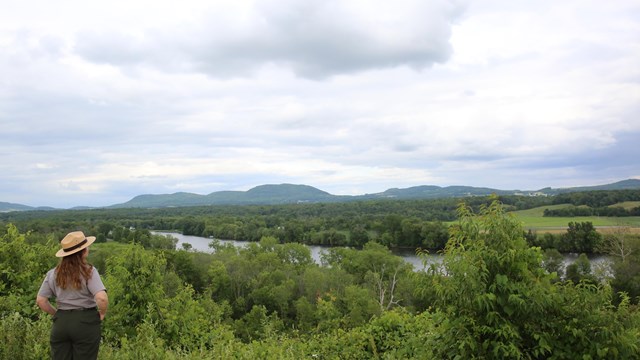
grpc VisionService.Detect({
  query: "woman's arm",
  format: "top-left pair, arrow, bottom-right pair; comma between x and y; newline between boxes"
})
36,295 -> 56,315
94,290 -> 108,321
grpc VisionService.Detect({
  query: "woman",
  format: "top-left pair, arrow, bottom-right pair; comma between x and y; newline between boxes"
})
36,231 -> 108,360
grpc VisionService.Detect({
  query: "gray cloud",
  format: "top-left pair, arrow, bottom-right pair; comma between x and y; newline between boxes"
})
1,0 -> 639,208
74,0 -> 464,79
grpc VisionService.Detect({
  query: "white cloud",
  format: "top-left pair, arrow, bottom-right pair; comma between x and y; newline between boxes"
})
72,0 -> 464,78
0,0 -> 639,207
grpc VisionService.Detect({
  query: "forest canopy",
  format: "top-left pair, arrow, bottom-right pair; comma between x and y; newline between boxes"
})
2,198 -> 640,358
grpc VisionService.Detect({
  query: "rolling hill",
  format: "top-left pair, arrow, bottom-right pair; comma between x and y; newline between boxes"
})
0,202 -> 56,212
110,184 -> 340,208
2,179 -> 640,210
108,179 -> 640,209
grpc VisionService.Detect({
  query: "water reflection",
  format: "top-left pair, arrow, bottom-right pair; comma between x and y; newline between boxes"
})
152,232 -> 610,274
153,231 -> 430,270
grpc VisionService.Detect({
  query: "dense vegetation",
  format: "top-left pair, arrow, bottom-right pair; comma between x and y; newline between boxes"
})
544,206 -> 640,217
3,199 -> 640,358
0,197 -> 484,250
3,191 -> 638,255
544,190 -> 640,217
551,190 -> 640,207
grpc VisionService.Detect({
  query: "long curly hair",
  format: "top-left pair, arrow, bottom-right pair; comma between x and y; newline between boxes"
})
55,249 -> 93,290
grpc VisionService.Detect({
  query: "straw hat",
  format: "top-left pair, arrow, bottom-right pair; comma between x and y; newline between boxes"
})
56,231 -> 96,258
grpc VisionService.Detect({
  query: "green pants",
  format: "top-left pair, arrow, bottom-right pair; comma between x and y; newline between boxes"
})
50,309 -> 101,360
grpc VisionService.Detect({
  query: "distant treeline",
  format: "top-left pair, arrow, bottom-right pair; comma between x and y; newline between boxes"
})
544,206 -> 640,217
542,189 -> 640,217
2,191 -> 636,251
0,192 -> 616,254
551,189 -> 640,207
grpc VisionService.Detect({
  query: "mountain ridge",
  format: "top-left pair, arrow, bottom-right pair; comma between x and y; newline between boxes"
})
2,179 -> 640,211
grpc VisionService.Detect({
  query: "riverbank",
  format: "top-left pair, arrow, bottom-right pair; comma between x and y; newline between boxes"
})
152,231 -> 611,274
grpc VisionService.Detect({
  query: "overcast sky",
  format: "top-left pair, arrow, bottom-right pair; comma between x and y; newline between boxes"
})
1,0 -> 639,208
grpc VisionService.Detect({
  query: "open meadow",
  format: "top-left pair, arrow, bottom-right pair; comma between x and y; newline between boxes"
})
512,203 -> 640,234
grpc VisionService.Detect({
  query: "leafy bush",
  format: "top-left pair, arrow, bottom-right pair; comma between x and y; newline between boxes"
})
0,312 -> 50,360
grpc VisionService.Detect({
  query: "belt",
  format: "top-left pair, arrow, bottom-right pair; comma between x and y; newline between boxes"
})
58,307 -> 97,312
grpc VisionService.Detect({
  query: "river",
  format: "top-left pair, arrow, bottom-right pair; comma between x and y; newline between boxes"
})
152,232 -> 610,273
153,231 -> 434,270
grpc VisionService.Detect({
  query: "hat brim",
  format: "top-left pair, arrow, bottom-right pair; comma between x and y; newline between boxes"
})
55,236 -> 96,257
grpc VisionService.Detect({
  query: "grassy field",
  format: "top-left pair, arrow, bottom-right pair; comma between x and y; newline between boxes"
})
611,201 -> 640,210
511,203 -> 640,234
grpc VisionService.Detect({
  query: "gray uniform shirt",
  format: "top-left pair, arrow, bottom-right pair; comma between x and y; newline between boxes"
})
38,267 -> 106,310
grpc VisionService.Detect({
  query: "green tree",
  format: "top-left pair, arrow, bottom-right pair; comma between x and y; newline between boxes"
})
399,218 -> 422,247
349,225 -> 370,248
564,221 -> 601,253
275,241 -> 313,268
152,284 -> 231,349
0,224 -> 56,316
420,221 -> 449,250
207,260 -> 232,300
324,242 -> 412,311
426,200 -> 551,358
293,297 -> 317,331
233,305 -> 282,342
102,244 -> 166,340
422,200 -> 640,358
380,214 -> 403,246
564,253 -> 596,285
542,248 -> 564,279
607,232 -> 640,304
340,285 -> 380,327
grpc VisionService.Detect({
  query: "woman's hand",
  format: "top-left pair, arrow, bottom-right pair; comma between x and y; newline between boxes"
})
95,290 -> 108,321
36,295 -> 56,316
